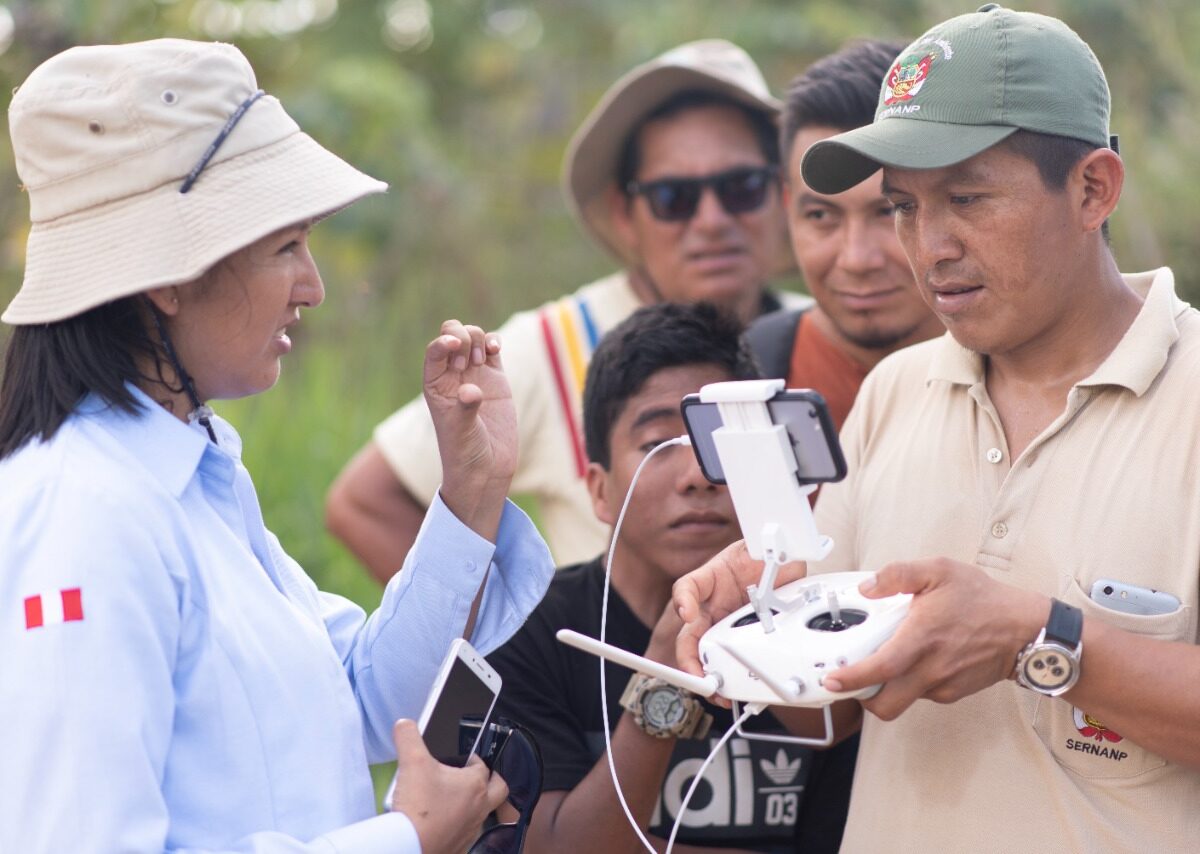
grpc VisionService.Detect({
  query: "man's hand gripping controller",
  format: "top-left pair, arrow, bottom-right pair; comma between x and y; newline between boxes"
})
557,380 -> 910,746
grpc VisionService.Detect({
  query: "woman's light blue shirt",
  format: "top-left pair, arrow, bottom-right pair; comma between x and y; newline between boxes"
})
0,387 -> 554,852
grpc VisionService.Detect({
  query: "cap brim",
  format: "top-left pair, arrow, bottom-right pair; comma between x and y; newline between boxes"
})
801,119 -> 1018,195
5,132 -> 386,324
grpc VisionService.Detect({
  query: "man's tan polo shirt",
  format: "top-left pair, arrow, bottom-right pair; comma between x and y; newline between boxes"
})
813,268 -> 1200,852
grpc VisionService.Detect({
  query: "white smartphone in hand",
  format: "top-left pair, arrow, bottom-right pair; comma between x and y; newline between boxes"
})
417,638 -> 502,766
385,638 -> 502,810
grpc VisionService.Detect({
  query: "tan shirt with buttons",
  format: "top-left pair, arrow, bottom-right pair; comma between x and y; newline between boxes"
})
813,268 -> 1200,853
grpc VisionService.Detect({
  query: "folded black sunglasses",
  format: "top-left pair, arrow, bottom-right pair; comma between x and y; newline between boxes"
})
460,717 -> 544,854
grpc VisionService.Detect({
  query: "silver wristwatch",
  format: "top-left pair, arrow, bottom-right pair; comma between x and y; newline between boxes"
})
1015,598 -> 1083,696
619,674 -> 713,739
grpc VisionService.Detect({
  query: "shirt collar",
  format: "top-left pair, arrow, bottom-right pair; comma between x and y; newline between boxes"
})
1079,268 -> 1181,396
925,331 -> 984,387
77,384 -> 237,497
925,268 -> 1181,396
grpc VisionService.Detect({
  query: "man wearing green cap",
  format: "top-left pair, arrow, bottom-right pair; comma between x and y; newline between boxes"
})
673,6 -> 1200,850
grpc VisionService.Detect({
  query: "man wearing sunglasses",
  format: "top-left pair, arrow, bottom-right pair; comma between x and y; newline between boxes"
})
326,40 -> 802,585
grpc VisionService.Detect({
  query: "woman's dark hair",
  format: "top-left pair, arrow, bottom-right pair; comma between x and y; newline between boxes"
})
0,297 -> 161,460
583,302 -> 760,470
617,90 -> 781,193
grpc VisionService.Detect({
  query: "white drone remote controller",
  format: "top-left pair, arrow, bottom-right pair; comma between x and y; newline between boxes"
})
557,379 -> 912,746
698,571 -> 910,707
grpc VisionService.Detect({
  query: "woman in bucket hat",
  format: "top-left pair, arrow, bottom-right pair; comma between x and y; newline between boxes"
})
0,39 -> 552,853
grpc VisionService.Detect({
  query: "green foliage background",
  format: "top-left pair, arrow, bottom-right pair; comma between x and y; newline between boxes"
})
2,0 -> 1197,611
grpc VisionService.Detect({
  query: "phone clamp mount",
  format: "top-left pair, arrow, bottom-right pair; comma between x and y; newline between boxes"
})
557,380 -> 910,746
701,379 -> 834,632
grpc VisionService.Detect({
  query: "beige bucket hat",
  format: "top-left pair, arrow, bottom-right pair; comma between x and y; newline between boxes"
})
562,39 -> 781,264
3,39 -> 387,325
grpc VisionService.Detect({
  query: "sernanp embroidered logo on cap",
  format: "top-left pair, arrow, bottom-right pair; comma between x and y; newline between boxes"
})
885,54 -> 934,104
883,37 -> 954,107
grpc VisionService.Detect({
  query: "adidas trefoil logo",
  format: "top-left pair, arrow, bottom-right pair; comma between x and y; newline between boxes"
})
759,749 -> 801,785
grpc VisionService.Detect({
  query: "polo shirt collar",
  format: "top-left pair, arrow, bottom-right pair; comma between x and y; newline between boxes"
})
78,383 -> 229,497
1079,268 -> 1181,396
926,332 -> 984,387
925,268 -> 1181,396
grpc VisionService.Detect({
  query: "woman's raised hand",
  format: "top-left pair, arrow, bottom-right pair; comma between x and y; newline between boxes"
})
423,320 -> 516,541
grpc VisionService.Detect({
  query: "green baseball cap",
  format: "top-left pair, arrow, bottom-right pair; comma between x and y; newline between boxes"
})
801,4 -> 1110,194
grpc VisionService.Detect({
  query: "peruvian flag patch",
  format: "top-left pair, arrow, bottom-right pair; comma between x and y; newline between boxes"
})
24,588 -> 84,630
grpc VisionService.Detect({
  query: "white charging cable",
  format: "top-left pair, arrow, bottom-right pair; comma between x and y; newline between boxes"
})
665,702 -> 758,854
597,433 -> 765,854
599,434 -> 688,854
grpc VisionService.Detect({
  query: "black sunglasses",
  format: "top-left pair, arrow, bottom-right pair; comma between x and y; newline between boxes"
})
625,165 -> 778,222
464,717 -> 544,854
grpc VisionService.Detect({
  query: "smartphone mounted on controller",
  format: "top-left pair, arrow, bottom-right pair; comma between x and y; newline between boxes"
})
682,389 -> 846,486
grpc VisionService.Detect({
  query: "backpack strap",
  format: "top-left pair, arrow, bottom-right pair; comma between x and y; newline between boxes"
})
745,306 -> 808,379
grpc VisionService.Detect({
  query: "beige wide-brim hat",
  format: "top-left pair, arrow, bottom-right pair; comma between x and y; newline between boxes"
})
563,39 -> 781,265
3,39 -> 387,325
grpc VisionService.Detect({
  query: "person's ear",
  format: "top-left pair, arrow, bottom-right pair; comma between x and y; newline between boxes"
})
143,285 -> 181,316
1074,147 -> 1123,234
585,460 -> 618,526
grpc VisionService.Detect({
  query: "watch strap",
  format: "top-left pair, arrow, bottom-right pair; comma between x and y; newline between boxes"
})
619,672 -> 650,710
1014,598 -> 1084,695
687,706 -> 713,740
1044,598 -> 1083,649
619,674 -> 712,739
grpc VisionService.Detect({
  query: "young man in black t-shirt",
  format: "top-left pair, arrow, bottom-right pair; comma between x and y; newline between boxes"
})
488,303 -> 852,853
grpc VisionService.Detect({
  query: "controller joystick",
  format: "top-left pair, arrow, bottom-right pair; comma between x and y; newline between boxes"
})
807,608 -> 868,632
698,572 -> 910,708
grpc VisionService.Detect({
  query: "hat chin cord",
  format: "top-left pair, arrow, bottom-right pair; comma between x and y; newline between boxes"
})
150,308 -> 219,444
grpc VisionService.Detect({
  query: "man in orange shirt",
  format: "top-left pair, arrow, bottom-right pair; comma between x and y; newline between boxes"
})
734,41 -> 948,844
747,40 -> 944,430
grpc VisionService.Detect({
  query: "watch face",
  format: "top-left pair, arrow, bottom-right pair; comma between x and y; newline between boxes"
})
643,686 -> 687,729
1021,644 -> 1076,692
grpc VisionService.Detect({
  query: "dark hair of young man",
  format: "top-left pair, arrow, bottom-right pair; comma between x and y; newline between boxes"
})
583,301 -> 760,470
779,38 -> 907,168
616,90 -> 781,194
0,298 -> 162,460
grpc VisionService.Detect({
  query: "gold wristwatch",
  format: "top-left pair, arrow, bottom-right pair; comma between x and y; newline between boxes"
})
619,674 -> 713,739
